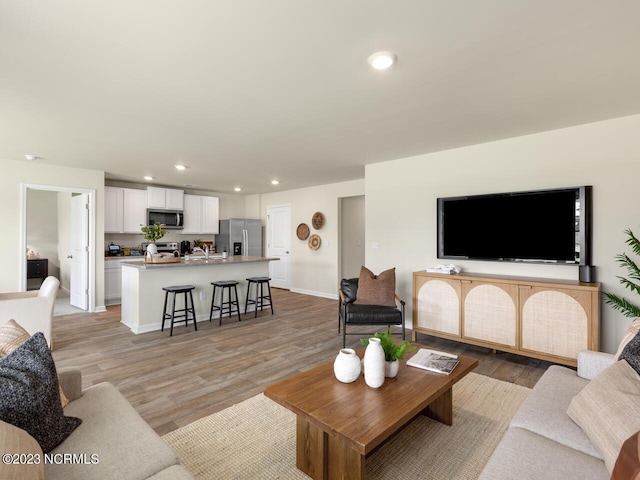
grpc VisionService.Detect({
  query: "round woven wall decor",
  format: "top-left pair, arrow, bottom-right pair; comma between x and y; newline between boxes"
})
308,234 -> 321,250
296,223 -> 310,240
311,212 -> 325,230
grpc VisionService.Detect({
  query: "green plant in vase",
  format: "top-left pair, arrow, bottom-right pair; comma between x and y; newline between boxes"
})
140,223 -> 166,255
361,327 -> 416,378
602,227 -> 640,319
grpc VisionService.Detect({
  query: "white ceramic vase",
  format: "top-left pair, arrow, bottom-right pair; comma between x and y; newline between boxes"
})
333,348 -> 361,383
385,360 -> 399,378
363,338 -> 385,388
146,242 -> 158,255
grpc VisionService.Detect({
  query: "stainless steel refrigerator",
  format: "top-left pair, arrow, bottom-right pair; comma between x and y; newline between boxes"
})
215,219 -> 263,256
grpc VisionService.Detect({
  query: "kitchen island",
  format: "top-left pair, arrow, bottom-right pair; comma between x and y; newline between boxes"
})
121,256 -> 278,333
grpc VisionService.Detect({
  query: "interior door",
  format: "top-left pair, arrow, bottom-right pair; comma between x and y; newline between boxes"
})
267,205 -> 291,289
70,193 -> 89,309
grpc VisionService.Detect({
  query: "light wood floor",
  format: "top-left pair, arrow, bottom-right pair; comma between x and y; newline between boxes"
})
51,288 -> 552,436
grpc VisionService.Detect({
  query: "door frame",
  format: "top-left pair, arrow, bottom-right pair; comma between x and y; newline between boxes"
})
266,203 -> 292,290
20,184 -> 97,312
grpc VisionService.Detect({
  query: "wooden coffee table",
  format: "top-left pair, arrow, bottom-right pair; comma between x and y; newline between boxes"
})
264,346 -> 478,480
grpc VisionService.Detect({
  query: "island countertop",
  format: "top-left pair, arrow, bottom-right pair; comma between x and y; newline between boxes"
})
121,255 -> 278,333
121,255 -> 278,270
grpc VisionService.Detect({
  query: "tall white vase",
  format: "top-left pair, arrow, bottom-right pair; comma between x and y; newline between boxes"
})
363,338 -> 385,388
333,348 -> 361,383
146,242 -> 158,255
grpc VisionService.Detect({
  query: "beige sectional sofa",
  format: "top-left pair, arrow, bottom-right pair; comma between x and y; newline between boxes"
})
1,367 -> 193,480
479,350 -> 623,480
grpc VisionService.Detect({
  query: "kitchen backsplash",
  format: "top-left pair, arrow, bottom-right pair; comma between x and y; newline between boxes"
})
105,232 -> 216,253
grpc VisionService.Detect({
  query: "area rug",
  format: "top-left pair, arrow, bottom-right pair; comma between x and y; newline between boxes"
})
163,372 -> 531,480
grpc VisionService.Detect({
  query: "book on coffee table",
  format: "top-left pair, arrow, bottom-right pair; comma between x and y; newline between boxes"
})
407,348 -> 460,375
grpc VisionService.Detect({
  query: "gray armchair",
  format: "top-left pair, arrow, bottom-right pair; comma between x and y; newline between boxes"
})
338,277 -> 405,347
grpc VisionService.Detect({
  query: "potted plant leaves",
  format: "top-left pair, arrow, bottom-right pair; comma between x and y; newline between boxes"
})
603,227 -> 640,319
140,223 -> 166,255
361,327 -> 415,378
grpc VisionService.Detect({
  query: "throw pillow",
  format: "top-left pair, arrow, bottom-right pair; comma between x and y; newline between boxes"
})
567,360 -> 640,473
0,319 -> 31,357
0,319 -> 69,408
0,333 -> 81,453
615,318 -> 640,360
0,420 -> 44,480
354,266 -> 396,307
611,430 -> 640,480
620,330 -> 640,376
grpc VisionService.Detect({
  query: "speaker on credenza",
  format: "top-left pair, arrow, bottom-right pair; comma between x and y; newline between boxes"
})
579,265 -> 596,283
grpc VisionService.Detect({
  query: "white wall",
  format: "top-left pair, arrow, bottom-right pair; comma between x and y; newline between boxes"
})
366,114 -> 640,354
260,180 -> 365,297
340,195 -> 365,279
0,159 -> 105,307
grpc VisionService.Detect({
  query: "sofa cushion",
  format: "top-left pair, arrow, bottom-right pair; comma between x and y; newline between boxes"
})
567,360 -> 640,473
147,465 -> 195,479
615,318 -> 640,360
510,365 -> 602,459
479,427 -> 609,480
0,333 -> 81,453
620,329 -> 640,375
47,382 -> 180,480
0,319 -> 69,407
611,430 -> 640,480
0,419 -> 44,480
354,267 -> 396,307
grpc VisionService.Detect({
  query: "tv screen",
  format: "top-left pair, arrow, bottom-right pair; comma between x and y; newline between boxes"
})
437,186 -> 592,265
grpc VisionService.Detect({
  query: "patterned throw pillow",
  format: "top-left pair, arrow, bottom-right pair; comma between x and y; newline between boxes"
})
354,266 -> 396,307
0,333 -> 81,452
620,329 -> 640,376
615,318 -> 640,360
0,319 -> 69,408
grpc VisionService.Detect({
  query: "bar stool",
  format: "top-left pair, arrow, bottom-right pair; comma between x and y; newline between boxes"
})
161,285 -> 197,336
209,280 -> 241,325
245,277 -> 274,318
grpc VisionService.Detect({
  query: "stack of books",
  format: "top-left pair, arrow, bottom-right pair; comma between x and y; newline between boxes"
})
407,348 -> 460,375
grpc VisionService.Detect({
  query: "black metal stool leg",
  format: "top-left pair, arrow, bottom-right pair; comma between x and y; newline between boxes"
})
244,281 -> 251,314
209,284 -> 217,322
161,290 -> 169,332
218,285 -> 225,326
233,284 -> 241,322
267,280 -> 274,314
169,292 -> 176,337
189,290 -> 197,331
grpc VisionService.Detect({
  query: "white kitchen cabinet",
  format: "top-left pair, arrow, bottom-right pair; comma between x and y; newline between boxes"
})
105,187 -> 147,233
105,187 -> 123,233
147,186 -> 184,210
123,188 -> 147,232
182,194 -> 219,234
105,258 -> 130,305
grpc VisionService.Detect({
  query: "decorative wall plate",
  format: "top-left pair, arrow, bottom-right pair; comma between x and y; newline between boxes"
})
308,234 -> 321,250
312,211 -> 325,230
296,223 -> 310,240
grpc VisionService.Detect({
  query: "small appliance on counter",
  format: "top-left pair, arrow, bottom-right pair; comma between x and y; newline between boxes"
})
107,244 -> 122,256
180,240 -> 191,255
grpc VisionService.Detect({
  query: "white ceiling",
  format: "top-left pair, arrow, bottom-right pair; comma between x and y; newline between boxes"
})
2,1 -> 640,194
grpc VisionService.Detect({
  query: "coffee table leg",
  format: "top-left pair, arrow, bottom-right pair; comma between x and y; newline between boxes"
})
421,386 -> 453,426
296,415 -> 365,480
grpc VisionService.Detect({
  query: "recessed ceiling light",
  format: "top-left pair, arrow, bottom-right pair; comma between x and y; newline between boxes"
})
234,187 -> 242,192
367,51 -> 397,70
271,180 -> 279,185
143,176 -> 153,181
174,164 -> 187,171
25,154 -> 38,161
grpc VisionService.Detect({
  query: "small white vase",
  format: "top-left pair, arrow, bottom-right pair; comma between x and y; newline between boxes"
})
333,348 -> 361,383
363,338 -> 385,388
146,243 -> 158,255
385,360 -> 399,378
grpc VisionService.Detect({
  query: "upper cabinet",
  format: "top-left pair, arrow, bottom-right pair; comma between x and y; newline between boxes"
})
147,186 -> 184,210
182,194 -> 219,234
105,187 -> 147,233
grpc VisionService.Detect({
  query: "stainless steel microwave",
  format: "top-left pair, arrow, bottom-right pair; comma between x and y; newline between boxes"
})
147,209 -> 184,229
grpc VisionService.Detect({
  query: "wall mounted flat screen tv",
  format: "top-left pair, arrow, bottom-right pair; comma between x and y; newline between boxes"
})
437,186 -> 592,265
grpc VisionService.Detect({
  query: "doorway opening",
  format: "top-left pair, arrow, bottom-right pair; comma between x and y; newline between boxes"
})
20,184 -> 97,312
338,195 -> 365,280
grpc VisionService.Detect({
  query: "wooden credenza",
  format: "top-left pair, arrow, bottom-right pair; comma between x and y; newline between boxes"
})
412,271 -> 600,367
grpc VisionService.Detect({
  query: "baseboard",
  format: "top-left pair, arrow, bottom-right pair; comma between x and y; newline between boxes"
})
290,288 -> 339,300
94,305 -> 107,313
123,308 -> 257,334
